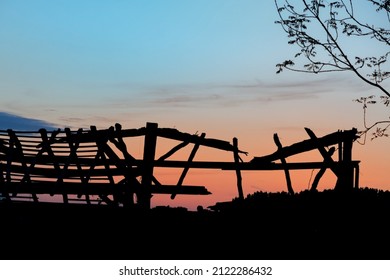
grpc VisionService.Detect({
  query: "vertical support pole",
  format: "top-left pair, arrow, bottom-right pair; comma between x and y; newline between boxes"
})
354,163 -> 360,189
338,130 -> 343,163
341,134 -> 354,191
140,122 -> 158,209
233,137 -> 244,200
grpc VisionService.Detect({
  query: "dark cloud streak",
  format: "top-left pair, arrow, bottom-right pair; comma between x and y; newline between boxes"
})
0,112 -> 58,131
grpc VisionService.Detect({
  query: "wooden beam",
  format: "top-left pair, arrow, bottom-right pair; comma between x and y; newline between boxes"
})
252,128 -> 358,163
0,182 -> 211,196
157,127 -> 247,154
157,141 -> 189,162
3,158 -> 360,174
274,133 -> 294,195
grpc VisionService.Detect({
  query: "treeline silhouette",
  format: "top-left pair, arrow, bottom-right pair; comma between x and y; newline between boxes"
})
213,187 -> 390,212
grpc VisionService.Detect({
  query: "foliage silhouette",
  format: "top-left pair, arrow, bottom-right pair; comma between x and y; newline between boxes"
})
274,0 -> 390,141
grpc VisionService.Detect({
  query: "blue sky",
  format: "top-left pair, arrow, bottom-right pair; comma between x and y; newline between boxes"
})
1,0 -> 365,130
0,1 -> 389,208
0,0 -> 285,129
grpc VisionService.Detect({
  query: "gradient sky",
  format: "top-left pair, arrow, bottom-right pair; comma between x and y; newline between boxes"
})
0,0 -> 389,210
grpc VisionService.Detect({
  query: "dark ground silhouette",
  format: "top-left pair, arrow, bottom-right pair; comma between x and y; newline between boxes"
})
1,187 -> 390,260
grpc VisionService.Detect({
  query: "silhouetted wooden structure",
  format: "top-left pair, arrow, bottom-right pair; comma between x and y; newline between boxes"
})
0,122 -> 360,209
0,122 -> 247,209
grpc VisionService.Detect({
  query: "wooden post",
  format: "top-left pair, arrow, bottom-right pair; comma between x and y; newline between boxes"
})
233,137 -> 244,200
140,122 -> 158,209
354,163 -> 360,189
338,130 -> 343,163
274,133 -> 294,195
341,134 -> 354,190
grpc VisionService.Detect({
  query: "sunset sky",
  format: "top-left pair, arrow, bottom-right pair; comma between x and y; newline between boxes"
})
0,0 -> 389,210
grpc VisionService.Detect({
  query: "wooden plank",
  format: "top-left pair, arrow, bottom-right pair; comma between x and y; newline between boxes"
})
1,159 -> 361,174
251,128 -> 358,163
157,141 -> 189,162
52,126 -> 146,144
2,164 -> 127,178
274,133 -> 294,195
0,182 -> 211,196
157,127 -> 247,154
0,154 -> 119,166
2,157 -> 361,174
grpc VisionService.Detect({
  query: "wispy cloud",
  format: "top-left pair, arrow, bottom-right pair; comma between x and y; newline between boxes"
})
100,74 -> 365,111
140,79 -> 323,107
0,112 -> 58,131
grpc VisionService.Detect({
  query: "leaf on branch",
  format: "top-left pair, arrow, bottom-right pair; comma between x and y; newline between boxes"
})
355,57 -> 364,66
371,126 -> 389,140
380,96 -> 390,106
330,2 -> 344,9
276,60 -> 295,74
342,24 -> 363,36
